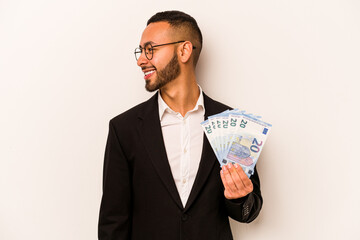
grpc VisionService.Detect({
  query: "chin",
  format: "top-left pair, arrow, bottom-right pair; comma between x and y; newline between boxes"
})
145,81 -> 158,92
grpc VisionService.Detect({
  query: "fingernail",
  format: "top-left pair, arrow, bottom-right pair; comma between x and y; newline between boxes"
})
221,170 -> 224,175
228,163 -> 232,169
234,163 -> 239,168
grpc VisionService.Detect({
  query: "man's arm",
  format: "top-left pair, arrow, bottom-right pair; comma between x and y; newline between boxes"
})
98,120 -> 132,240
220,163 -> 263,223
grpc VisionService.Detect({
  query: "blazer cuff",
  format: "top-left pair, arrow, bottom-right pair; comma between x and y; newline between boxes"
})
225,192 -> 257,222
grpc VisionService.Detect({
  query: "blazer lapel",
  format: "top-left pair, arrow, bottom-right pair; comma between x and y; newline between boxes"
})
184,93 -> 230,211
184,133 -> 217,211
137,93 -> 183,209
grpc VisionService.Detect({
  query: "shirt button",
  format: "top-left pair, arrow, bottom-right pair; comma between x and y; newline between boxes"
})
182,179 -> 186,184
184,149 -> 187,153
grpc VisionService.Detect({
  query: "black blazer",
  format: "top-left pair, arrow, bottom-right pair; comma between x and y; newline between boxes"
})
98,92 -> 262,240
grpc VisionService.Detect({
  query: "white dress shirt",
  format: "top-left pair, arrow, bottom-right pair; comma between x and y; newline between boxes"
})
158,87 -> 205,207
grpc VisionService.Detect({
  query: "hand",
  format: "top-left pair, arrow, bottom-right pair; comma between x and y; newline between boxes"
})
220,163 -> 253,200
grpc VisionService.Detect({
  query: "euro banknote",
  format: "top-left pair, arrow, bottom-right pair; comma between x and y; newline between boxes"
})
201,109 -> 272,177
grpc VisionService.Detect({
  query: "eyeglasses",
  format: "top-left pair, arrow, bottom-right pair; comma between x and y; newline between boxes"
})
134,41 -> 196,61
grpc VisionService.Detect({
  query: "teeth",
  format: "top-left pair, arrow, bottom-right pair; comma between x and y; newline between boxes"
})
144,70 -> 155,76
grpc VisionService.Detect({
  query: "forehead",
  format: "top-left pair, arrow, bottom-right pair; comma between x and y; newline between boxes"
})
139,21 -> 172,46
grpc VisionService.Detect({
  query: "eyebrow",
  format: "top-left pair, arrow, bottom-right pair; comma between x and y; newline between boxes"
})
139,41 -> 156,48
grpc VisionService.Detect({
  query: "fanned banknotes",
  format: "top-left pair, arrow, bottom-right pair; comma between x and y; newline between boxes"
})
201,109 -> 272,177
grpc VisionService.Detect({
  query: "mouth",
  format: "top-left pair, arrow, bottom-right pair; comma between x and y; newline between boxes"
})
143,69 -> 156,80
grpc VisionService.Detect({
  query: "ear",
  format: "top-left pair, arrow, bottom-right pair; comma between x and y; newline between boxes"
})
178,41 -> 194,64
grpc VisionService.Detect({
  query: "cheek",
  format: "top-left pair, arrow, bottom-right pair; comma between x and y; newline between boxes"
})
149,59 -> 161,70
151,50 -> 174,69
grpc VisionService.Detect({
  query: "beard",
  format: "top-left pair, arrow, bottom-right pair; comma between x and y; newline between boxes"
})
145,52 -> 180,92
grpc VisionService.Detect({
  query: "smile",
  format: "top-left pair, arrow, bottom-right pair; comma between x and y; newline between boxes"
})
144,70 -> 155,80
144,70 -> 155,76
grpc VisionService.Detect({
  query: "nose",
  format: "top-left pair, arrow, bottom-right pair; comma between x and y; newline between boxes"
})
137,50 -> 148,67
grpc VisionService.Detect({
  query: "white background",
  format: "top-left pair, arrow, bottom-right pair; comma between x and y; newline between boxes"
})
1,0 -> 360,239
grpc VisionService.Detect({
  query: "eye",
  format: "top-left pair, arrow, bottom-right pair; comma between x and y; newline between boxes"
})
143,43 -> 153,51
145,46 -> 153,53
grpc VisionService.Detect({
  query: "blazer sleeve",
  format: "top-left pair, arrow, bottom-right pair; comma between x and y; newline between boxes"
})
98,120 -> 132,240
224,166 -> 263,223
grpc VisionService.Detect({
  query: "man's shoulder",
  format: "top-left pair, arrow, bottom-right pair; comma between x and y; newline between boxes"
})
109,93 -> 157,126
203,93 -> 232,115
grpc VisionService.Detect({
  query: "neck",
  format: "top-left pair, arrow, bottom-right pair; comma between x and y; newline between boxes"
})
159,71 -> 200,117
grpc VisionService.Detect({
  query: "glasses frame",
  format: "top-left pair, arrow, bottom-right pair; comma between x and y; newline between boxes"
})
134,41 -> 196,61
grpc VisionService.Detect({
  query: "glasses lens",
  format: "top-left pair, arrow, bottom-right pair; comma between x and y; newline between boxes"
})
144,43 -> 153,60
134,48 -> 142,60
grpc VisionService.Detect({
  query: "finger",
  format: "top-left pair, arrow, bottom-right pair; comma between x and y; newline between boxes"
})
220,168 -> 235,199
222,164 -> 238,193
235,164 -> 253,192
229,163 -> 253,198
227,163 -> 244,188
232,164 -> 247,189
220,168 -> 231,189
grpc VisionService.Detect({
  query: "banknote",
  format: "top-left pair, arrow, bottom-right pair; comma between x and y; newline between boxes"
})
201,109 -> 271,177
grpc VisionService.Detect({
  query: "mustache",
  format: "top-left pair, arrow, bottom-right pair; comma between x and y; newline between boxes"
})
141,66 -> 156,71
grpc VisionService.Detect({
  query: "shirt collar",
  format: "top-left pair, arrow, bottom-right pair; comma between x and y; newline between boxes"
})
158,85 -> 205,120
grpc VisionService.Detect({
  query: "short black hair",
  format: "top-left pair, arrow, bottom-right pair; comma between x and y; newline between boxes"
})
147,10 -> 203,66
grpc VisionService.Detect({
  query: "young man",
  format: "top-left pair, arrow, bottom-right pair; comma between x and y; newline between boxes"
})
98,10 -> 262,240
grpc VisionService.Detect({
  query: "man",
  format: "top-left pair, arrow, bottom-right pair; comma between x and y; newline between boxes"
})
98,10 -> 262,240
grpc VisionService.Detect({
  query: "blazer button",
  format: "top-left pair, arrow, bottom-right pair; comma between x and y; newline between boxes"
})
181,214 -> 189,221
